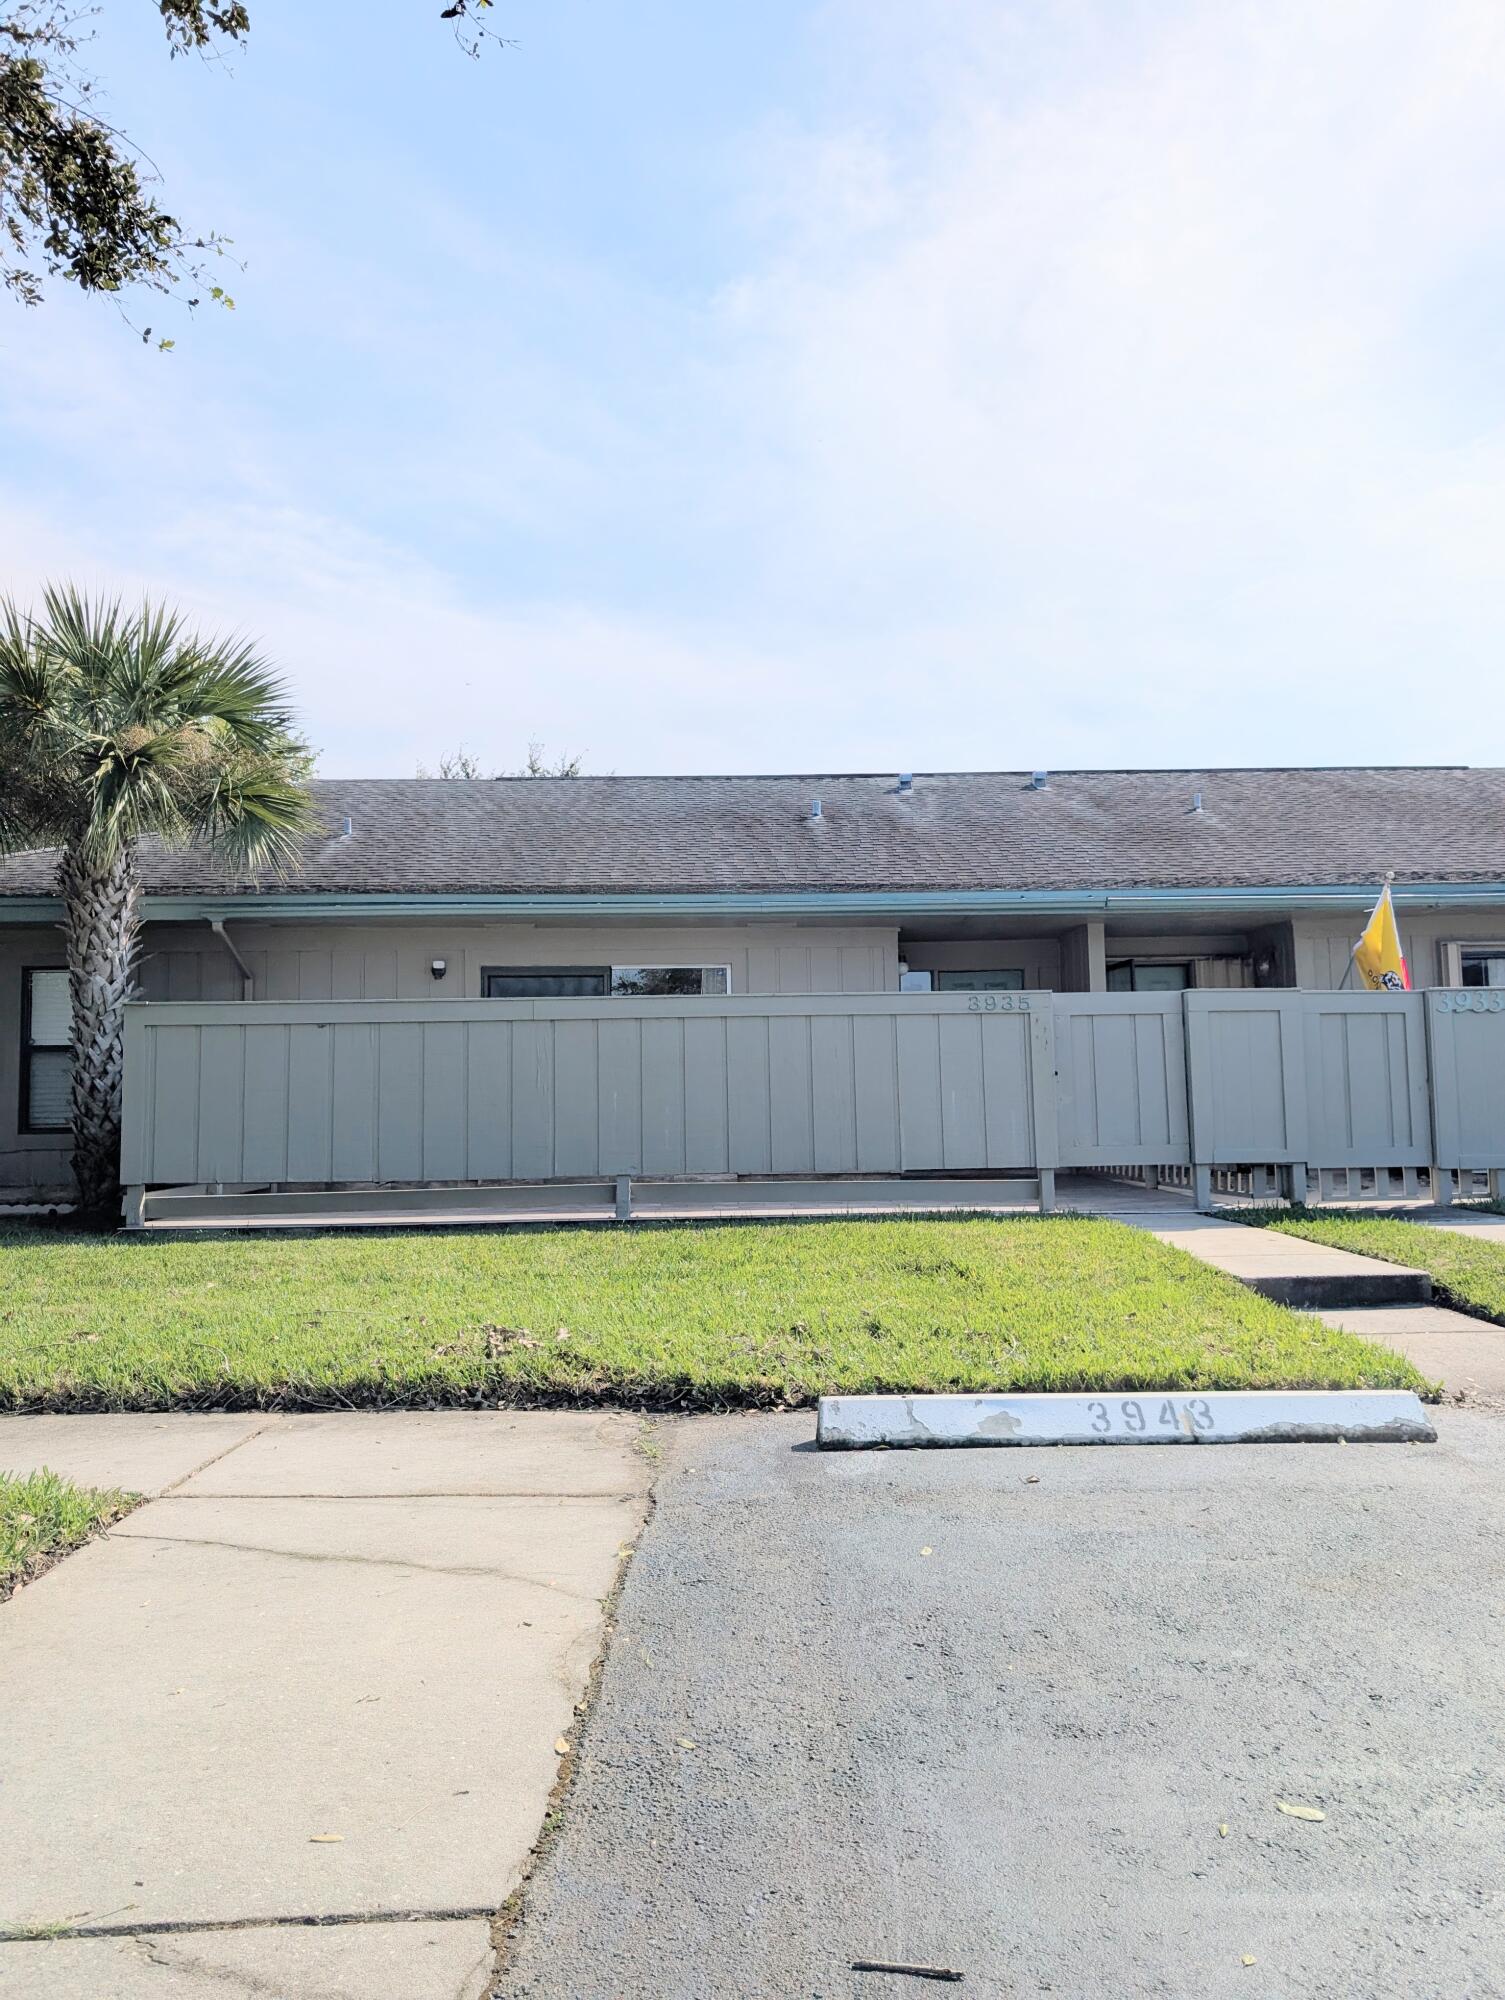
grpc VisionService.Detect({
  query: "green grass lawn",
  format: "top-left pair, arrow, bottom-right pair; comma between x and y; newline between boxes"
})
0,1469 -> 135,1600
1254,1210 -> 1505,1326
0,1215 -> 1425,1410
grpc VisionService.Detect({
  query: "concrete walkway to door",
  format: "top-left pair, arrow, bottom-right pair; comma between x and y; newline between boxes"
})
0,1411 -> 652,1999
1091,1189 -> 1505,1400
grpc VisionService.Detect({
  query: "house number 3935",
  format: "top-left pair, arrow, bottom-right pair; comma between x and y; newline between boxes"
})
966,994 -> 1031,1012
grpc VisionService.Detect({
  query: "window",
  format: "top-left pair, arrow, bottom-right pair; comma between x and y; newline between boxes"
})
609,966 -> 729,997
1461,950 -> 1505,989
1107,961 -> 1191,993
934,968 -> 1025,993
483,967 -> 609,998
481,965 -> 731,999
22,969 -> 71,1132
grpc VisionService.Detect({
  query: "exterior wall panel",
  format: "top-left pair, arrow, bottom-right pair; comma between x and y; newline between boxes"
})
134,921 -> 901,1007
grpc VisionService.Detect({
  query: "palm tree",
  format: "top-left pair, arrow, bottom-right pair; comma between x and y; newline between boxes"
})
0,586 -> 316,1216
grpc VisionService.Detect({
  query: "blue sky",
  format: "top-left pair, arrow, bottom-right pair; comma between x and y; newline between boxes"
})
4,0 -> 1505,776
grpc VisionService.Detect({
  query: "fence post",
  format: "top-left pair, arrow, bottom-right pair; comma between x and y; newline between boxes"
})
1181,993 -> 1215,1210
1423,994 -> 1456,1209
614,1175 -> 633,1221
1025,999 -> 1059,1207
1286,1162 -> 1309,1207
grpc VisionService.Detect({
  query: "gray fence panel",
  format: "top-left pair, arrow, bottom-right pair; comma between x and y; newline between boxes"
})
1428,990 -> 1505,1169
121,993 -> 1051,1188
1053,994 -> 1189,1167
124,987 -> 1494,1200
1298,993 -> 1429,1168
1184,992 -> 1309,1166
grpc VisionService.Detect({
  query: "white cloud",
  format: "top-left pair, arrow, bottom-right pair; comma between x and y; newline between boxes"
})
706,0 -> 1505,738
5,0 -> 1505,772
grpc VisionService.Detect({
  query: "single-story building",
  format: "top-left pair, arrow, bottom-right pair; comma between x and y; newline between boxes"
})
4,764 -> 1505,1199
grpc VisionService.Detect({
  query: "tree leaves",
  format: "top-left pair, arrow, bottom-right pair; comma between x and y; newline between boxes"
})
2,3 -> 508,316
0,585 -> 315,874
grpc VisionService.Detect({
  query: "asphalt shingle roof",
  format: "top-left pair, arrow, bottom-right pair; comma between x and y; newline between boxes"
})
1,768 -> 1502,897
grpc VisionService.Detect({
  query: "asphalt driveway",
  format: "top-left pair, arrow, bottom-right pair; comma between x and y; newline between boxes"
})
499,1409 -> 1505,2000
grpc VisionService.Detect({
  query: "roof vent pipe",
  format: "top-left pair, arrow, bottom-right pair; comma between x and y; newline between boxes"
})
897,772 -> 913,793
1030,770 -> 1049,790
1188,792 -> 1204,815
809,798 -> 823,821
340,815 -> 354,838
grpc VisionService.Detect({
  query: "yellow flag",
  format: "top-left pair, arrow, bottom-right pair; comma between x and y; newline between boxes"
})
1353,883 -> 1410,991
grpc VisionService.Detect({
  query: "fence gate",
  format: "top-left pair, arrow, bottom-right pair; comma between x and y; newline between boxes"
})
1054,993 -> 1190,1169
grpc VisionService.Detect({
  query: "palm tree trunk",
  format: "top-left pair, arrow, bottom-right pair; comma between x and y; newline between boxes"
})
59,847 -> 140,1217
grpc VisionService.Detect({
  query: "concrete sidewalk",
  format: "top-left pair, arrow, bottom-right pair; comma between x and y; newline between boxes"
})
1313,1305 -> 1505,1402
1116,1208 -> 1505,1397
1412,1208 -> 1505,1241
0,1412 -> 652,1999
1126,1211 -> 1431,1306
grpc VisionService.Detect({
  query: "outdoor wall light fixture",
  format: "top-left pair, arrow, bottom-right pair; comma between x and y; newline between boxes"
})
430,958 -> 448,981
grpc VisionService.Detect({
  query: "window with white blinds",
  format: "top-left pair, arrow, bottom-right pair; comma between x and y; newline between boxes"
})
23,969 -> 72,1133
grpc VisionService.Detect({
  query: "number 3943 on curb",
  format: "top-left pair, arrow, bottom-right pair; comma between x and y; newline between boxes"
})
1087,1397 -> 1216,1437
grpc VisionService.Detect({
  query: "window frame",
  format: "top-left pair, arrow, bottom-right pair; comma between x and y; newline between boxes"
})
1106,959 -> 1193,993
20,965 -> 72,1136
606,963 -> 732,997
932,968 -> 1026,993
481,966 -> 611,998
1445,942 -> 1505,989
479,963 -> 735,999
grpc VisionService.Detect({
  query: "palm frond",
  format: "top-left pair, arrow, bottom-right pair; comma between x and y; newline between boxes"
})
40,584 -> 128,720
191,765 -> 320,877
0,584 -> 315,871
77,755 -> 190,869
172,638 -> 296,749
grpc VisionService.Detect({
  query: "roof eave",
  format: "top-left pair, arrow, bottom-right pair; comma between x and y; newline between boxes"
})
7,882 -> 1505,924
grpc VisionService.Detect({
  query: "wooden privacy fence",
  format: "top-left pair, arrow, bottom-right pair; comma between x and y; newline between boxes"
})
1057,987 -> 1504,1205
121,987 -> 1505,1213
121,991 -> 1057,1193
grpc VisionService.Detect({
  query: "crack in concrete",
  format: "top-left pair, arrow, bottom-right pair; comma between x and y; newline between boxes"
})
0,1907 -> 496,1945
122,1927 -> 494,2000
159,1419 -> 281,1497
162,1490 -> 638,1503
111,1528 -> 598,1596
